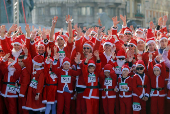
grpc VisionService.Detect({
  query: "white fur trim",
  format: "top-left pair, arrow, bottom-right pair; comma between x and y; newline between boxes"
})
103,42 -> 113,47
160,37 -> 168,41
88,63 -> 96,67
124,30 -> 132,34
12,42 -> 22,46
116,56 -> 125,58
137,39 -> 145,43
63,61 -> 70,65
32,60 -> 44,66
146,40 -> 155,45
104,70 -> 110,72
136,64 -> 145,69
83,43 -> 93,50
128,43 -> 137,47
122,68 -> 129,72
153,66 -> 161,71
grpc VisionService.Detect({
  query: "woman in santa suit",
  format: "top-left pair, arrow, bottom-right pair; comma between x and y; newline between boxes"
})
127,39 -> 138,63
142,29 -> 158,67
24,55 -> 45,114
137,38 -> 145,55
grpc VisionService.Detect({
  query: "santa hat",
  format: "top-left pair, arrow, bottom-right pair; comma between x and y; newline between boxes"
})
118,30 -> 124,36
159,34 -> 168,41
136,28 -> 143,33
103,39 -> 115,48
55,32 -> 60,40
64,32 -> 69,38
83,41 -> 94,51
90,31 -> 97,35
128,39 -> 137,47
121,65 -> 130,72
153,64 -> 162,72
146,38 -> 155,46
32,55 -> 44,66
88,60 -> 96,67
12,37 -> 23,46
137,38 -> 145,43
124,27 -> 132,34
116,49 -> 126,58
38,41 -> 45,47
62,57 -> 71,66
104,64 -> 113,72
136,60 -> 145,69
73,29 -> 77,36
102,35 -> 108,39
146,29 -> 155,39
57,35 -> 66,43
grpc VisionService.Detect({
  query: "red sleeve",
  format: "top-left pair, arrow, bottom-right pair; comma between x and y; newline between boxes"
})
71,69 -> 81,77
65,42 -> 74,58
146,76 -> 150,95
25,38 -> 31,54
22,55 -> 32,75
75,37 -> 83,53
160,62 -> 166,79
36,72 -> 45,94
93,39 -> 101,51
112,28 -> 117,36
110,71 -> 117,88
6,37 -> 13,50
13,62 -> 22,80
0,38 -> 12,57
30,43 -> 37,59
49,41 -> 55,57
147,61 -> 154,80
132,76 -> 142,96
52,61 -> 60,75
128,77 -> 133,92
82,63 -> 89,84
95,62 -> 101,76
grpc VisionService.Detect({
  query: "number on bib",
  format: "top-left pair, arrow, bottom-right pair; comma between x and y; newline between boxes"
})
58,51 -> 65,59
88,74 -> 96,83
133,102 -> 141,111
61,75 -> 71,83
7,85 -> 16,94
150,89 -> 155,95
119,83 -> 128,91
30,79 -> 38,89
104,78 -> 112,86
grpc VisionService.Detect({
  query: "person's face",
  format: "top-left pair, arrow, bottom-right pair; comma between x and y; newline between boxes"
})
0,49 -> 5,57
137,41 -> 145,51
57,38 -> 65,47
88,66 -> 95,73
122,70 -> 129,77
128,44 -> 136,51
83,46 -> 92,56
124,32 -> 132,42
153,67 -> 161,76
136,65 -> 144,74
119,35 -> 124,40
104,71 -> 110,77
18,58 -> 24,68
148,42 -> 155,52
63,63 -> 70,70
160,39 -> 168,49
13,44 -> 22,52
132,66 -> 136,72
38,46 -> 45,55
104,44 -> 112,52
91,34 -> 95,37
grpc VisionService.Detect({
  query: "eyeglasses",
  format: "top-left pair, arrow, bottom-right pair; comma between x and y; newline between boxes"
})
128,45 -> 134,47
83,47 -> 90,50
136,67 -> 144,70
0,50 -> 3,52
118,58 -> 125,60
125,33 -> 131,35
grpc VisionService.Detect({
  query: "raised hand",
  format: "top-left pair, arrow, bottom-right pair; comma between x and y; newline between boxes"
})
150,21 -> 155,29
3,53 -> 10,61
47,47 -> 51,56
52,16 -> 58,26
163,15 -> 168,26
8,58 -> 15,63
65,15 -> 72,23
25,24 -> 30,33
94,50 -> 99,58
23,47 -> 28,56
112,16 -> 120,27
9,24 -> 17,33
158,17 -> 163,26
120,15 -> 126,26
85,28 -> 92,36
41,30 -> 47,40
86,53 -> 93,60
165,44 -> 170,51
54,53 -> 59,60
75,52 -> 81,64
1,25 -> 6,33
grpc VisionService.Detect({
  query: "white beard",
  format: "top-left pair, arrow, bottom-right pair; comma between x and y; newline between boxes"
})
12,49 -> 22,59
8,67 -> 16,76
117,59 -> 125,67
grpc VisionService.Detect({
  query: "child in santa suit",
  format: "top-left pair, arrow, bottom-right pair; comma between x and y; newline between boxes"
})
24,55 -> 46,113
99,64 -> 117,114
42,48 -> 58,114
132,60 -> 150,114
82,51 -> 101,114
52,54 -> 81,114
118,65 -> 133,114
0,54 -> 22,114
148,53 -> 166,114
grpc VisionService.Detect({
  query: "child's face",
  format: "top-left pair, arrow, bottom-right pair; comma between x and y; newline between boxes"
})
88,66 -> 95,73
136,65 -> 144,74
63,63 -> 70,70
153,67 -> 161,76
104,71 -> 110,77
122,70 -> 129,77
132,66 -> 136,72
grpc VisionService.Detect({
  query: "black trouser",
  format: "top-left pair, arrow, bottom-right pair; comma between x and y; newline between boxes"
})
29,110 -> 41,114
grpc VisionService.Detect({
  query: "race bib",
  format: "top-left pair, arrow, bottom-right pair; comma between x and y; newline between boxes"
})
7,85 -> 16,94
104,78 -> 112,86
30,79 -> 38,89
88,74 -> 96,83
58,51 -> 65,59
50,72 -> 57,82
61,75 -> 71,83
119,83 -> 128,91
115,66 -> 122,75
133,102 -> 141,111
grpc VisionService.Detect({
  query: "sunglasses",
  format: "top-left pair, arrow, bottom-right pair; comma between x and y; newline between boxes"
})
118,58 -> 125,60
128,45 -> 134,47
0,50 -> 3,52
125,33 -> 131,35
136,67 -> 144,70
83,47 -> 90,50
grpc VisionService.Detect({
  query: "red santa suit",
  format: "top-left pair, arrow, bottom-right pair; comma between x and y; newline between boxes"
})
82,59 -> 101,114
118,65 -> 133,114
52,57 -> 81,114
132,60 -> 150,114
1,60 -> 22,114
24,55 -> 45,112
99,64 -> 117,114
148,61 -> 166,114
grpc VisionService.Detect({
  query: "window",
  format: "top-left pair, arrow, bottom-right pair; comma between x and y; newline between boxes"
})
56,7 -> 61,16
108,8 -> 116,16
78,7 -> 94,16
137,3 -> 141,13
50,7 -> 56,15
50,7 -> 61,16
127,1 -> 130,13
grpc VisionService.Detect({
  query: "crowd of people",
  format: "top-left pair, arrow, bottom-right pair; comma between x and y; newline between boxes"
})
0,14 -> 170,114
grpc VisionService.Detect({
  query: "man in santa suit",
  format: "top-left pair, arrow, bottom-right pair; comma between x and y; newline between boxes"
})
0,53 -> 22,114
135,28 -> 145,38
137,38 -> 145,55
